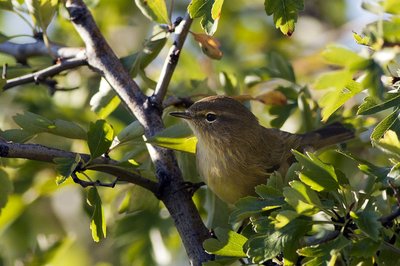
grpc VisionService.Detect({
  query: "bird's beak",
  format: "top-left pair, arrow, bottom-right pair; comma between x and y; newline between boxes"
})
169,111 -> 192,120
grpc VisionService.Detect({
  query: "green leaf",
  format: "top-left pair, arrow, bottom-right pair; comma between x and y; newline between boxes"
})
146,123 -> 196,153
26,0 -> 58,31
0,169 -> 13,212
358,94 -> 400,115
353,32 -> 371,46
375,130 -> 400,158
90,78 -> 120,119
319,80 -> 364,121
321,45 -> 369,69
188,0 -> 219,35
87,187 -> 106,242
350,237 -> 381,258
229,196 -> 284,224
87,120 -> 114,159
13,111 -> 53,134
283,180 -> 322,215
298,235 -> 350,257
352,210 -> 382,241
313,70 -> 353,90
293,150 -> 339,192
0,0 -> 13,11
121,36 -> 167,78
0,129 -> 35,143
384,0 -> 400,15
371,109 -> 400,141
112,120 -> 144,148
12,112 -> 86,139
247,217 -> 311,263
382,17 -> 400,43
51,119 -> 87,140
203,227 -> 247,257
211,0 -> 223,20
255,184 -> 282,198
264,0 -> 304,36
134,0 -> 169,24
219,71 -> 238,96
53,154 -> 81,185
263,51 -> 296,82
360,63 -> 385,100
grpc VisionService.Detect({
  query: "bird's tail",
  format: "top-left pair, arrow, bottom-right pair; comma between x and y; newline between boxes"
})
301,122 -> 354,150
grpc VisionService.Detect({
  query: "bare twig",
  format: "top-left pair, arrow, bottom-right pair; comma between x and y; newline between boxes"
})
71,172 -> 117,188
3,57 -> 87,90
0,141 -> 159,193
64,1 -> 212,264
0,40 -> 84,63
152,13 -> 193,105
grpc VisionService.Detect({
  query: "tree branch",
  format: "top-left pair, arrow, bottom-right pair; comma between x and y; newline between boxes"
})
3,56 -> 87,90
64,1 -> 212,264
0,39 -> 84,63
152,13 -> 193,105
0,141 -> 159,193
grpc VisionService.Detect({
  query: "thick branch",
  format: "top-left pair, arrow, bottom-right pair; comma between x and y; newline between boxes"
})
3,56 -> 87,90
0,141 -> 159,193
152,13 -> 193,105
64,1 -> 212,264
0,40 -> 84,63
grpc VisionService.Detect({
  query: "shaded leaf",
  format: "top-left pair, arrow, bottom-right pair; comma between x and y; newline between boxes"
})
350,237 -> 381,258
263,51 -> 296,82
0,0 -> 13,10
26,0 -> 58,31
0,129 -> 35,143
352,211 -> 382,241
229,196 -> 284,224
264,0 -> 304,36
357,94 -> 400,115
87,120 -> 114,159
87,187 -> 106,242
134,0 -> 169,24
0,169 -> 13,212
53,154 -> 81,185
203,227 -> 247,257
51,119 -> 87,140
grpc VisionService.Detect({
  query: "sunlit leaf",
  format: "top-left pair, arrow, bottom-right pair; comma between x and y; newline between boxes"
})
298,235 -> 350,257
283,180 -> 322,215
264,0 -> 304,36
188,0 -> 220,35
191,32 -> 223,60
293,150 -> 339,192
375,130 -> 400,158
353,32 -> 371,46
322,45 -> 370,69
134,0 -> 169,24
87,187 -> 106,242
146,123 -> 196,153
313,70 -> 353,90
203,227 -> 247,257
87,120 -> 114,159
371,109 -> 400,141
319,80 -> 363,121
26,0 -> 58,31
90,78 -> 120,119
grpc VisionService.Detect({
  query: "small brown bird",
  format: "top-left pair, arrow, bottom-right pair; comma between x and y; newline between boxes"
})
170,95 -> 353,204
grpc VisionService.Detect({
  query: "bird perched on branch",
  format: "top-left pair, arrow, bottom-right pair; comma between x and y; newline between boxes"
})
170,95 -> 354,204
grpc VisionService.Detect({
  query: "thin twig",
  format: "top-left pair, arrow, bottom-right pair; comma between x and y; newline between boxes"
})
3,57 -> 88,90
0,141 -> 159,193
152,13 -> 193,105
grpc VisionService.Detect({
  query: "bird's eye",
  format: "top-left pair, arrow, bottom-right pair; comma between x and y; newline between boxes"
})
205,113 -> 217,123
